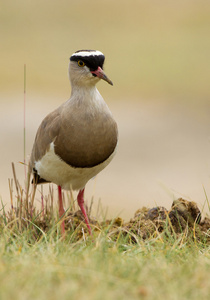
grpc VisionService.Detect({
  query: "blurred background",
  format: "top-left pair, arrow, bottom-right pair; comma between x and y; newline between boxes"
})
1,0 -> 210,219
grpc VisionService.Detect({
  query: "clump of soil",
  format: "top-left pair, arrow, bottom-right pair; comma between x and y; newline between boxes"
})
105,198 -> 209,243
62,198 -> 209,243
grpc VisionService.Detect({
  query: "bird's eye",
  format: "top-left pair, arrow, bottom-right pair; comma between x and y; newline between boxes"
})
78,60 -> 85,67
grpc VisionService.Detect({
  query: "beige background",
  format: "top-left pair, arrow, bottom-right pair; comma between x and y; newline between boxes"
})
1,0 -> 210,219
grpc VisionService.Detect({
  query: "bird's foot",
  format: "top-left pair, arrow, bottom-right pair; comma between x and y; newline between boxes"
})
77,188 -> 92,235
58,185 -> 66,237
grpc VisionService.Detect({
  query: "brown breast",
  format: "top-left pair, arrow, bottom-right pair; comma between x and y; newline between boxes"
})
55,108 -> 118,168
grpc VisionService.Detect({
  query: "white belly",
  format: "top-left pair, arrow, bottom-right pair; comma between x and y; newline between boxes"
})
35,142 -> 116,190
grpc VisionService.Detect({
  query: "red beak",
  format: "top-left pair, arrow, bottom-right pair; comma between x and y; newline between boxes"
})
91,67 -> 113,86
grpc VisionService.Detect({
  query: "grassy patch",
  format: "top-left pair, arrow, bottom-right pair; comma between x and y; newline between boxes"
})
0,166 -> 209,300
0,226 -> 209,300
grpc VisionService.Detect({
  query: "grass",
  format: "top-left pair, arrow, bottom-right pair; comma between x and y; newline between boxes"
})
0,225 -> 209,300
0,165 -> 209,300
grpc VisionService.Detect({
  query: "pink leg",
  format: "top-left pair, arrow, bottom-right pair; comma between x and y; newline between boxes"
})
58,185 -> 65,236
77,188 -> 92,235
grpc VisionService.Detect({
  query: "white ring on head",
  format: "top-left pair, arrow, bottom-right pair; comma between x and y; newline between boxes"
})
71,50 -> 104,58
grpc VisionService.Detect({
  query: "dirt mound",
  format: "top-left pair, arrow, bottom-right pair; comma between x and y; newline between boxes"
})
62,198 -> 209,243
121,198 -> 209,242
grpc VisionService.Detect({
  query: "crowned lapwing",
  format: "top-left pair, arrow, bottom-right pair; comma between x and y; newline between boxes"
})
29,50 -> 118,235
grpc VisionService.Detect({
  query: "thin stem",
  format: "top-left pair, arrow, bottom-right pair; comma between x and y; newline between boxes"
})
24,64 -> 26,178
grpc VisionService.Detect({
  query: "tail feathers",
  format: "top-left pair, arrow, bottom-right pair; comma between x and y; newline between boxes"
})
32,168 -> 50,184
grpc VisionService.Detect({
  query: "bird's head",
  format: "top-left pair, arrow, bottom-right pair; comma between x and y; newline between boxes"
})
69,50 -> 113,87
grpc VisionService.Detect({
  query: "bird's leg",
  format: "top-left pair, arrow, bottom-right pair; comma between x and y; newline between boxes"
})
77,188 -> 92,235
58,185 -> 65,236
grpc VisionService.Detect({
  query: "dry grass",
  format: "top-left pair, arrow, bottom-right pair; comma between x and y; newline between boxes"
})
1,163 -> 209,246
0,164 -> 209,300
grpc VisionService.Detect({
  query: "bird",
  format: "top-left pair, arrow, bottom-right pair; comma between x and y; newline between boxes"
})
29,50 -> 118,235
